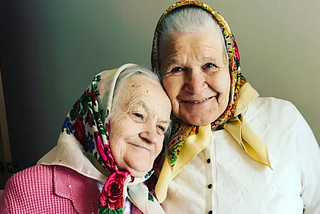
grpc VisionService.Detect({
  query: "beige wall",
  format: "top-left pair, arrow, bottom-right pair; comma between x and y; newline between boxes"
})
210,0 -> 320,143
0,0 -> 318,171
111,0 -> 320,142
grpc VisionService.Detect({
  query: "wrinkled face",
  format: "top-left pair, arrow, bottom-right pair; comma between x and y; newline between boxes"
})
109,75 -> 171,178
159,28 -> 230,126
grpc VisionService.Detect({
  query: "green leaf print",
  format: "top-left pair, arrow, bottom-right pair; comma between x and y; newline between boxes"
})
148,192 -> 154,202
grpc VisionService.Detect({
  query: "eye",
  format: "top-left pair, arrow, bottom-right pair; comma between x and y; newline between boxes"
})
203,63 -> 218,71
157,125 -> 166,133
170,67 -> 184,73
133,113 -> 144,119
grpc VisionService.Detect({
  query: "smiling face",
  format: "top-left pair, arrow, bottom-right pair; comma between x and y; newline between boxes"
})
159,27 -> 230,126
109,75 -> 171,178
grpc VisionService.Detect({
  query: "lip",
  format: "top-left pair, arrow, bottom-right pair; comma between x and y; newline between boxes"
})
128,142 -> 150,152
181,96 -> 214,104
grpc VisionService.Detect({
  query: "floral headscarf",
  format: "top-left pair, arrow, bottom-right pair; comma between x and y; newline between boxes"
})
151,1 -> 246,168
39,64 -> 165,214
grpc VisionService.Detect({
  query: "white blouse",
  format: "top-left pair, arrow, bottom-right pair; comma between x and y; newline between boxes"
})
161,97 -> 320,214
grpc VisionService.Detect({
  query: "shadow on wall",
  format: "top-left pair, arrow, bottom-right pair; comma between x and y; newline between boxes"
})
0,1 -> 57,172
0,1 -> 162,171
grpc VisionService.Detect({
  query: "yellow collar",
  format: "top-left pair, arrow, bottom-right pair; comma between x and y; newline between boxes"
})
155,83 -> 272,202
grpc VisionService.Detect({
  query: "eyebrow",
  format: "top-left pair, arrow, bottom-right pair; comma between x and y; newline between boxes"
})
203,57 -> 217,62
203,56 -> 226,66
163,57 -> 179,68
158,119 -> 172,124
135,101 -> 171,123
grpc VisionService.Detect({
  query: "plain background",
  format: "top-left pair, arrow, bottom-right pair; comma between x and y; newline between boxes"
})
0,0 -> 319,172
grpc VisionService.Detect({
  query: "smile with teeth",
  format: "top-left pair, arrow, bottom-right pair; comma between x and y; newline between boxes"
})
186,97 -> 211,104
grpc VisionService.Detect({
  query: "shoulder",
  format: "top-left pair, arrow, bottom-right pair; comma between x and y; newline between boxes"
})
248,97 -> 298,114
245,97 -> 317,149
3,164 -> 92,202
2,165 -> 56,203
1,165 -> 99,213
245,97 -> 301,125
6,164 -> 54,189
244,97 -> 314,147
0,165 -> 55,213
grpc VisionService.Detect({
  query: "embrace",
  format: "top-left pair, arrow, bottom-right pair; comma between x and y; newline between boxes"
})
1,1 -> 319,214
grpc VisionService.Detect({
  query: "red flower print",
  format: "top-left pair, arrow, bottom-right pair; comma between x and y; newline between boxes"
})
100,171 -> 130,210
83,88 -> 89,98
95,131 -> 107,161
232,37 -> 240,62
91,87 -> 97,102
73,99 -> 80,111
86,113 -> 94,127
105,149 -> 115,171
105,122 -> 110,133
73,115 -> 87,147
94,112 -> 99,121
95,132 -> 115,170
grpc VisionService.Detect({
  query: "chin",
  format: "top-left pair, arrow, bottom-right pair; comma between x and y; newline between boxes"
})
178,108 -> 226,126
130,170 -> 148,178
177,113 -> 216,126
128,166 -> 152,178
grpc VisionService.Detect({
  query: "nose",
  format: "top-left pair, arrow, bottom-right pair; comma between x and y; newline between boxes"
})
184,68 -> 207,94
139,127 -> 160,145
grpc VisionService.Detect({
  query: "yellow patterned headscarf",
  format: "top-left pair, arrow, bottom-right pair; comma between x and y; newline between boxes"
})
151,1 -> 272,202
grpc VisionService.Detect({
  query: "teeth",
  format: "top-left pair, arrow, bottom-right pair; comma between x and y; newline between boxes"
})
188,98 -> 208,104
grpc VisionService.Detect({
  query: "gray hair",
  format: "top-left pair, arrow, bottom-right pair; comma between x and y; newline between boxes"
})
111,65 -> 172,148
112,65 -> 160,110
158,7 -> 219,41
157,6 -> 228,72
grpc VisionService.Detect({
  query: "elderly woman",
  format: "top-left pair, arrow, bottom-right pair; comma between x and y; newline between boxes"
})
151,1 -> 320,214
0,64 -> 171,214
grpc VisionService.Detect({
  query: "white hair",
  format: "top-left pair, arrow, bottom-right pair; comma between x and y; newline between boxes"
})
157,6 -> 228,68
159,7 -> 220,40
112,65 -> 159,110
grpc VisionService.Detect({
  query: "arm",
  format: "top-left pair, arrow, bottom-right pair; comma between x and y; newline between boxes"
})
295,109 -> 320,214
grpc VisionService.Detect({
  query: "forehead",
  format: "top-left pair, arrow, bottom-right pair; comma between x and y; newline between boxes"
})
118,75 -> 170,112
122,75 -> 157,94
160,27 -> 226,62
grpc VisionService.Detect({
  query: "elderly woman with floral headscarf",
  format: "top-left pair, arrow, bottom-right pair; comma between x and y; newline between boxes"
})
151,1 -> 320,214
0,64 -> 171,214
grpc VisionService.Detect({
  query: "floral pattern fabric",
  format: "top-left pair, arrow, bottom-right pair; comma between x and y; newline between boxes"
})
60,65 -> 157,214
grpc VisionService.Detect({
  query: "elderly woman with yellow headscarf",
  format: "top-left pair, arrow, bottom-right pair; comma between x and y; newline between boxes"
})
151,1 -> 320,214
0,64 -> 171,214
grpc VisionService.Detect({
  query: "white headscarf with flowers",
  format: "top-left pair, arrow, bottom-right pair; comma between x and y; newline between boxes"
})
39,64 -> 165,214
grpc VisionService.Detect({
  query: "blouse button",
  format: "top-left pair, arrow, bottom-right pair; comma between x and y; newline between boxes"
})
208,184 -> 213,189
207,158 -> 211,163
208,211 -> 213,214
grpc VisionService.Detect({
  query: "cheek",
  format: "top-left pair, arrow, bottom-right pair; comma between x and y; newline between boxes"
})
163,77 -> 182,99
109,130 -> 123,161
208,71 -> 231,94
109,117 -> 127,157
155,141 -> 164,156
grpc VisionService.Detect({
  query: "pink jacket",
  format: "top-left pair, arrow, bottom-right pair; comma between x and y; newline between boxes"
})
0,165 -> 144,214
0,164 -> 100,214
